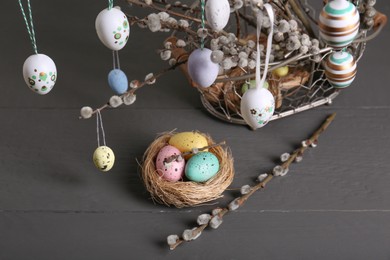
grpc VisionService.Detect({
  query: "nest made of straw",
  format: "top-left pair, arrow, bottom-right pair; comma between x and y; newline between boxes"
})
141,131 -> 234,208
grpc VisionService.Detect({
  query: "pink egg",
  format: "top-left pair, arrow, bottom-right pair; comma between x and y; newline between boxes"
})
155,145 -> 185,182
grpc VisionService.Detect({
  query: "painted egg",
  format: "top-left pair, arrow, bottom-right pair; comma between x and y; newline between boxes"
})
185,152 -> 220,182
240,88 -> 275,130
205,0 -> 230,32
155,145 -> 185,182
188,48 -> 219,88
168,132 -> 208,160
108,69 -> 128,94
22,54 -> 57,95
241,80 -> 268,94
319,0 -> 359,48
95,8 -> 130,51
93,146 -> 115,172
324,51 -> 357,88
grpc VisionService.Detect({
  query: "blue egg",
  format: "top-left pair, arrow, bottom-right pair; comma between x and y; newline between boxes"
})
185,152 -> 220,182
108,69 -> 128,94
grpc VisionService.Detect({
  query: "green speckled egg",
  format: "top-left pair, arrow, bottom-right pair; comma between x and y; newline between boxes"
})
185,152 -> 220,182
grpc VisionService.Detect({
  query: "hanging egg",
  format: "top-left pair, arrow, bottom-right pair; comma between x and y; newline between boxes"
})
205,0 -> 230,32
108,69 -> 128,94
324,51 -> 357,88
93,146 -> 115,172
95,8 -> 130,51
240,88 -> 275,130
155,145 -> 185,182
22,54 -> 57,95
241,80 -> 268,94
185,152 -> 220,182
188,48 -> 219,88
319,0 -> 360,48
169,132 -> 208,160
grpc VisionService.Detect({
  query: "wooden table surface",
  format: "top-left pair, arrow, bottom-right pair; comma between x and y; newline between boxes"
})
1,1 -> 389,259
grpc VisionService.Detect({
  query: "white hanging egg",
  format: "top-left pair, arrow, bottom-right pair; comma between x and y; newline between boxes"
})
205,0 -> 230,32
319,0 -> 360,48
188,48 -> 219,88
22,53 -> 57,95
95,8 -> 130,51
324,51 -> 357,88
93,146 -> 115,172
240,88 -> 275,130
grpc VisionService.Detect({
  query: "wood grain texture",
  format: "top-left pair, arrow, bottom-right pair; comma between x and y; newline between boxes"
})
0,0 -> 389,259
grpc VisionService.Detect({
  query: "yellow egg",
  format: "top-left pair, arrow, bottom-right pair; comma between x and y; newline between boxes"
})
93,146 -> 115,172
169,132 -> 208,159
273,66 -> 289,77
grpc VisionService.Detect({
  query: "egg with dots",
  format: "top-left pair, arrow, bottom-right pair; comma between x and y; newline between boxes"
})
22,54 -> 57,95
95,7 -> 130,51
319,0 -> 359,48
324,50 -> 356,88
205,0 -> 230,32
168,132 -> 209,160
187,48 -> 219,88
155,145 -> 185,182
185,152 -> 220,182
93,146 -> 115,172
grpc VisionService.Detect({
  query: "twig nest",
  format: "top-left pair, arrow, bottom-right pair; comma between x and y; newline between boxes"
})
141,131 -> 234,208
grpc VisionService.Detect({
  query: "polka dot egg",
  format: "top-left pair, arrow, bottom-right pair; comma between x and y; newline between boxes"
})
185,152 -> 220,182
319,0 -> 360,48
22,54 -> 57,95
168,132 -> 209,160
324,51 -> 357,88
155,145 -> 185,182
95,7 -> 130,51
93,146 -> 115,172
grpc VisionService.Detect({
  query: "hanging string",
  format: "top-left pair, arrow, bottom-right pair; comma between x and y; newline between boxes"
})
108,0 -> 114,10
254,3 -> 275,89
200,0 -> 206,50
18,0 -> 38,54
112,50 -> 121,69
96,110 -> 106,147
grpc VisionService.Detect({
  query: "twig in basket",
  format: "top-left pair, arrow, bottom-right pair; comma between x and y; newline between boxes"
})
164,141 -> 227,164
167,113 -> 337,250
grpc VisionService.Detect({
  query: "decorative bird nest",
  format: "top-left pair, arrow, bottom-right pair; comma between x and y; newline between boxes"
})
124,0 -> 386,126
141,131 -> 234,208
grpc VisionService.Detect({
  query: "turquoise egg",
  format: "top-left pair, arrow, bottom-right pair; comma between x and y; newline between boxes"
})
108,69 -> 128,94
185,152 -> 220,182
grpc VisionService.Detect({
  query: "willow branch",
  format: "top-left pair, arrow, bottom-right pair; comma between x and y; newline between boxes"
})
168,113 -> 337,250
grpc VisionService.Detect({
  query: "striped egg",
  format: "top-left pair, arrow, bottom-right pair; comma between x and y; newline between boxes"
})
324,51 -> 357,88
319,0 -> 360,48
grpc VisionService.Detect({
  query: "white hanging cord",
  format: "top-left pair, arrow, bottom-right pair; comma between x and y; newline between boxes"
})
254,3 -> 275,89
96,110 -> 106,147
112,50 -> 121,69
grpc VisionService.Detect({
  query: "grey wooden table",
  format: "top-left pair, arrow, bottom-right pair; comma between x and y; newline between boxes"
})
1,1 -> 389,259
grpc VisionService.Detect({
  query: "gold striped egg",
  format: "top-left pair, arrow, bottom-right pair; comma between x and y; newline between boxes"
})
319,0 -> 360,48
324,51 -> 357,88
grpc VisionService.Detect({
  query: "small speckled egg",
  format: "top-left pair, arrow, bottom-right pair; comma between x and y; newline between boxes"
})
169,132 -> 208,160
205,0 -> 230,32
241,88 -> 275,130
93,146 -> 115,172
108,69 -> 128,94
241,80 -> 268,94
188,48 -> 219,88
185,152 -> 220,182
324,50 -> 357,88
155,145 -> 185,182
95,8 -> 130,51
22,54 -> 57,95
319,0 -> 359,48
